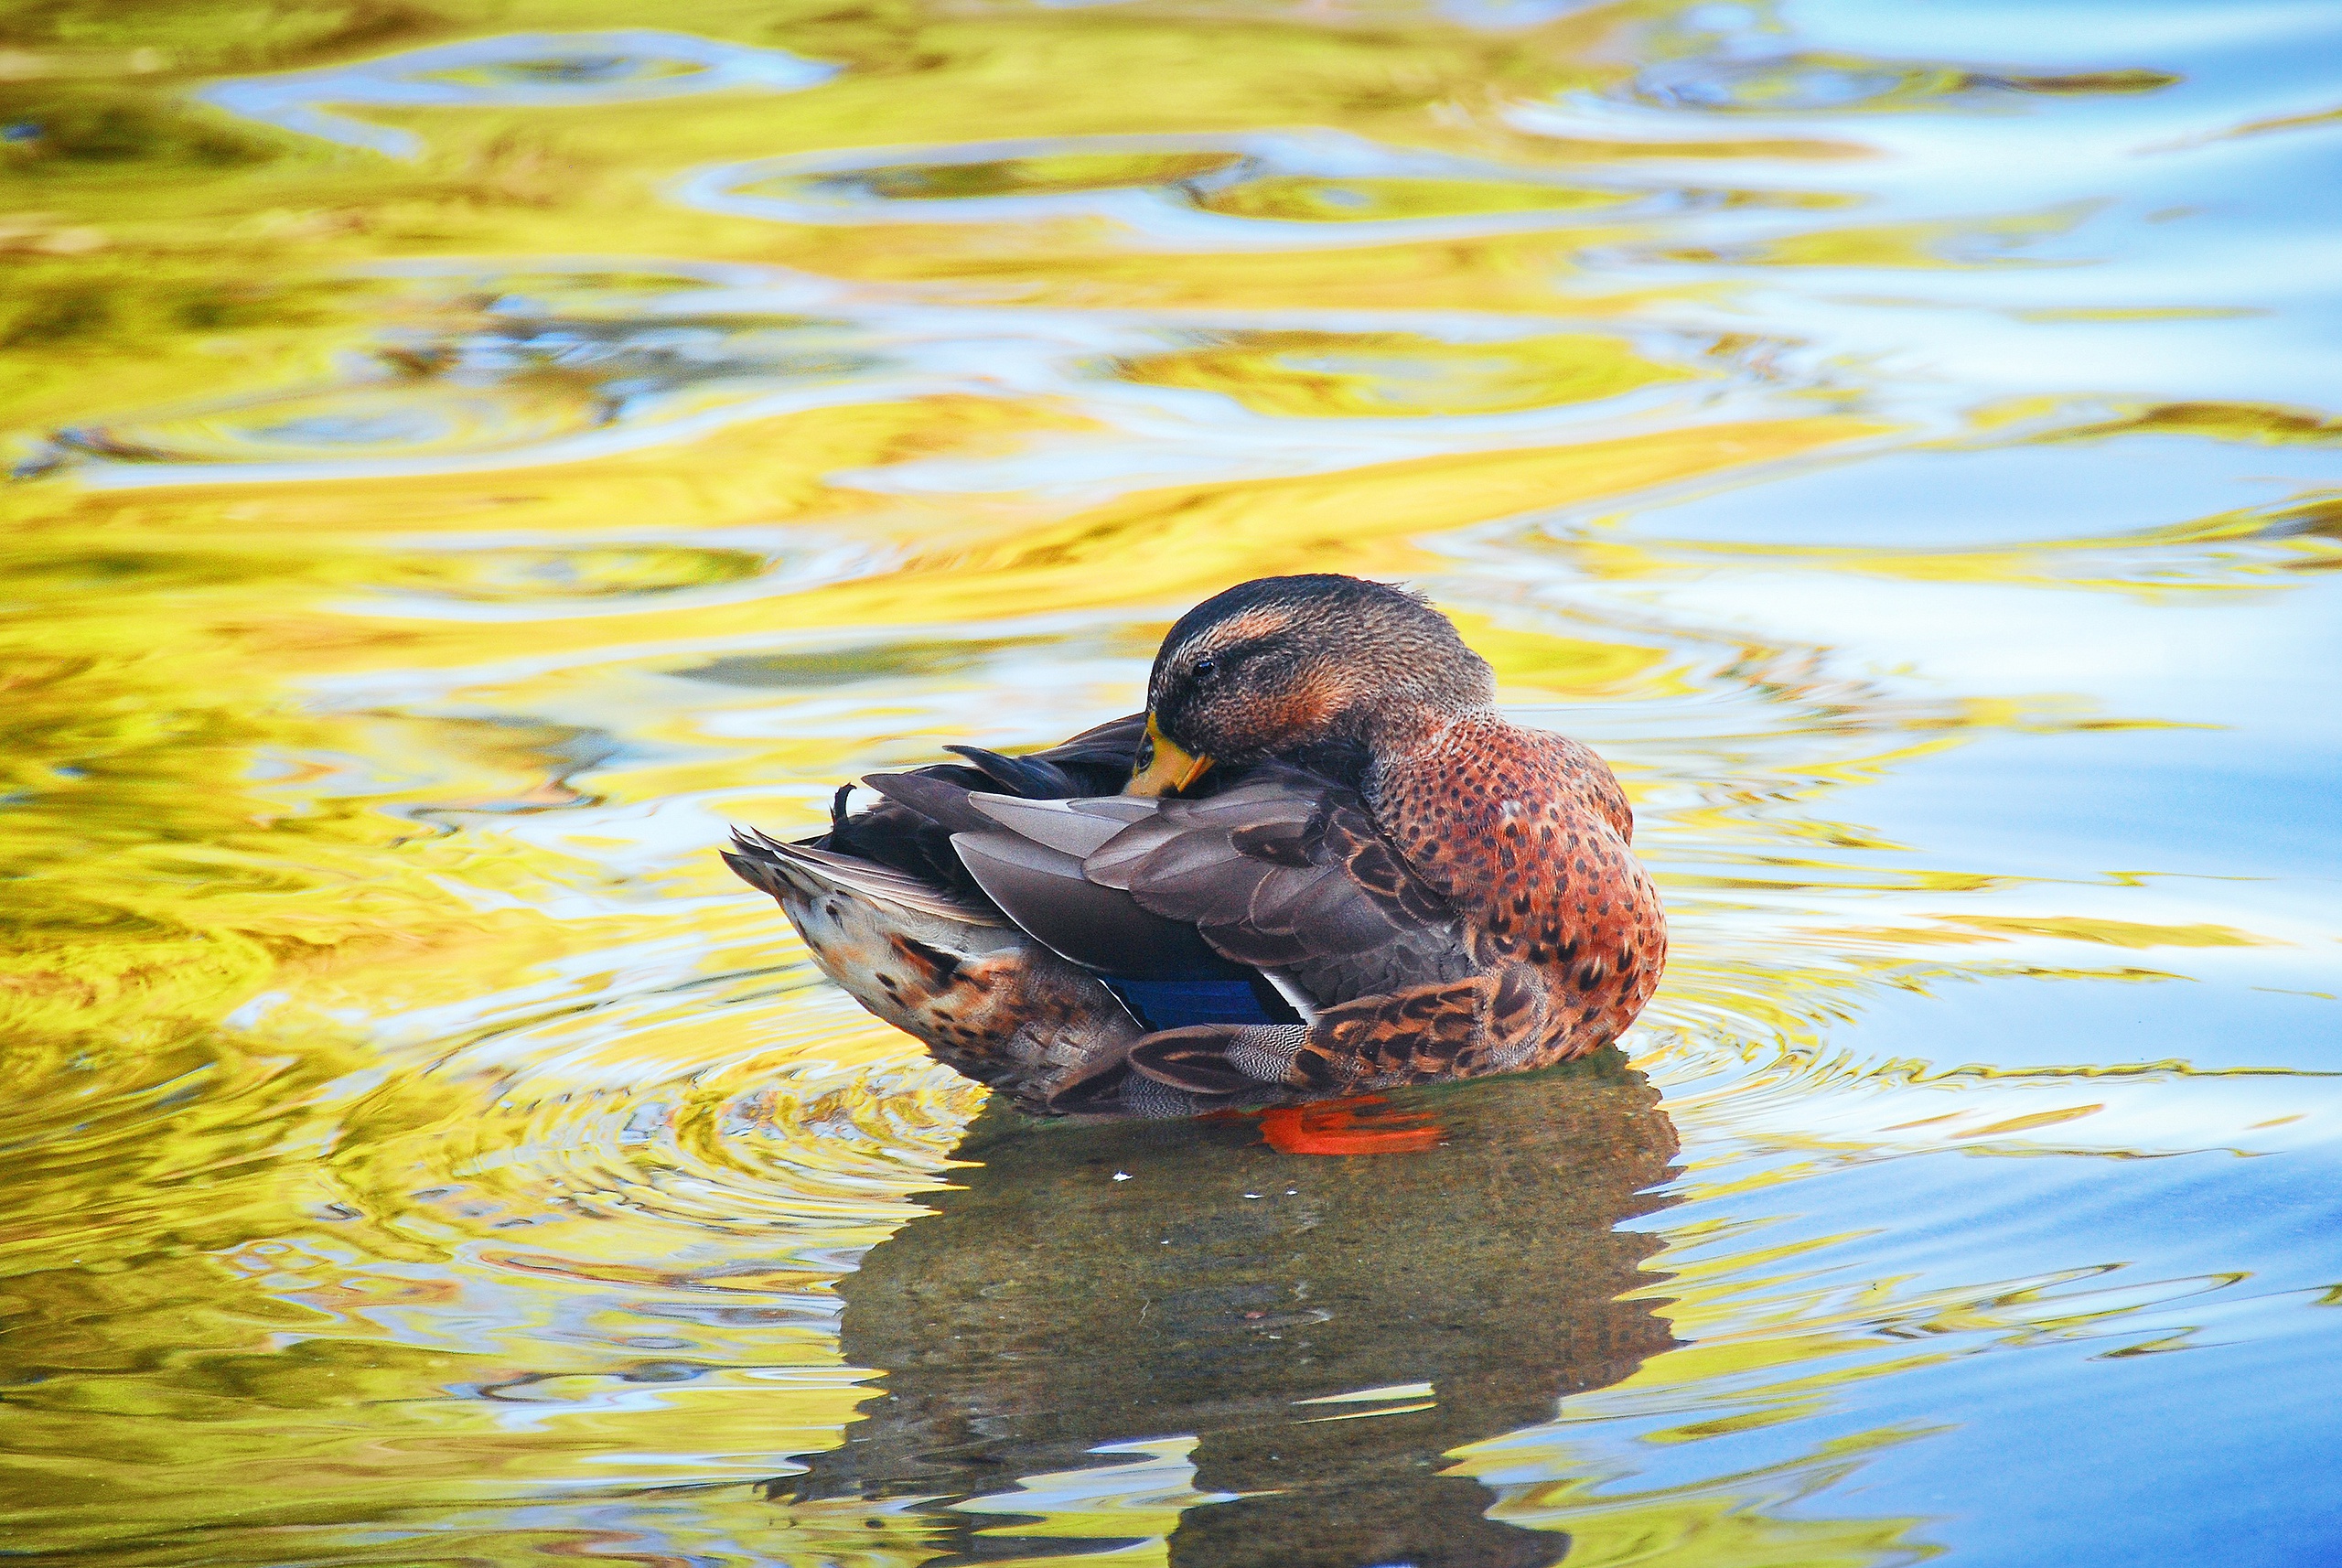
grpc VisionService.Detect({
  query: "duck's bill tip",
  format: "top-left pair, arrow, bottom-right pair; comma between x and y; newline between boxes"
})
1125,714 -> 1213,798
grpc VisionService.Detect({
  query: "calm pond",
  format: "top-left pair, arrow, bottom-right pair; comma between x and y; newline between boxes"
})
4,1 -> 2340,1563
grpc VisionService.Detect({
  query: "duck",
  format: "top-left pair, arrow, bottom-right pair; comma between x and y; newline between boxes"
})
724,574 -> 1666,1118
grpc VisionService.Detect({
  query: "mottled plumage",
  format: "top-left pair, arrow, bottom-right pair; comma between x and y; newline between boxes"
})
723,723 -> 1145,1111
725,575 -> 1667,1116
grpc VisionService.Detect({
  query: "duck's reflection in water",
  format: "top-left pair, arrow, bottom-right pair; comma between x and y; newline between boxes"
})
781,1053 -> 1679,1567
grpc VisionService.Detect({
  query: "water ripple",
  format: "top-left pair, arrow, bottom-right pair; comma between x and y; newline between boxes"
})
24,258 -> 1790,492
677,131 -> 1655,250
198,30 -> 838,159
11,0 -> 2342,1561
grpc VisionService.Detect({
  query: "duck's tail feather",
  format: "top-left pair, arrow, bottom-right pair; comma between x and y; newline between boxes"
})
725,828 -> 1005,927
726,825 -> 1149,1113
859,770 -> 995,834
790,713 -> 1143,903
941,710 -> 1146,799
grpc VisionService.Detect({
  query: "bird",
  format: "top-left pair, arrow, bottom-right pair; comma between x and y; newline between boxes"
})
724,574 -> 1667,1118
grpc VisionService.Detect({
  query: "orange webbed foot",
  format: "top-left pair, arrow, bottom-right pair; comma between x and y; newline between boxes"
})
1252,1094 -> 1444,1156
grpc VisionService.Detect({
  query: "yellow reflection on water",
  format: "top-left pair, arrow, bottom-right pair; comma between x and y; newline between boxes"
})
5,0 -> 2342,1562
1117,328 -> 1687,418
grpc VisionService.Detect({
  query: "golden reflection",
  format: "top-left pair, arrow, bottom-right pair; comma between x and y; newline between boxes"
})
1115,328 -> 1688,418
795,151 -> 1250,201
1195,173 -> 1628,222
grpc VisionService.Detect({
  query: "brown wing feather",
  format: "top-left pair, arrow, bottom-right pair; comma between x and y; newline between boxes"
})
1082,767 -> 1466,1004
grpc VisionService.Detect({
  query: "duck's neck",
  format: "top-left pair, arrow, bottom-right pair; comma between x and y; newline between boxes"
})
1354,701 -> 1494,803
1262,701 -> 1490,797
1366,698 -> 1483,752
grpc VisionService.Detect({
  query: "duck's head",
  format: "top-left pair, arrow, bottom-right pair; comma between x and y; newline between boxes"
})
1128,574 -> 1495,797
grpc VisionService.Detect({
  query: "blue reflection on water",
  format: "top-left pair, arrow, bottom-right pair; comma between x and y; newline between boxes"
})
198,29 -> 838,158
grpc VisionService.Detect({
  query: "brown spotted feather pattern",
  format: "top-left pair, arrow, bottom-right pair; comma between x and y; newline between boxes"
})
1334,713 -> 1660,1083
1124,712 -> 1665,1095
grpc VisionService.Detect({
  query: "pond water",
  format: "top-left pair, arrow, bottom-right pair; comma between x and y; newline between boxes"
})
4,1 -> 2340,1563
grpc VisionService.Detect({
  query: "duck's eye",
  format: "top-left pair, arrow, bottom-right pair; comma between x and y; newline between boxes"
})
1192,658 -> 1218,680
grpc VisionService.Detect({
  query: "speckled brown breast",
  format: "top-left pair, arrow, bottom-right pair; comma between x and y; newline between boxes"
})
1372,711 -> 1667,1064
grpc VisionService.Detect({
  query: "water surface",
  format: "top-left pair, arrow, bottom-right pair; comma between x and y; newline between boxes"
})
4,0 -> 2340,1563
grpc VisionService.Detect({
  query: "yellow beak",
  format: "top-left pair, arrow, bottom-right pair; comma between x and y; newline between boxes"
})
1125,713 -> 1213,797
